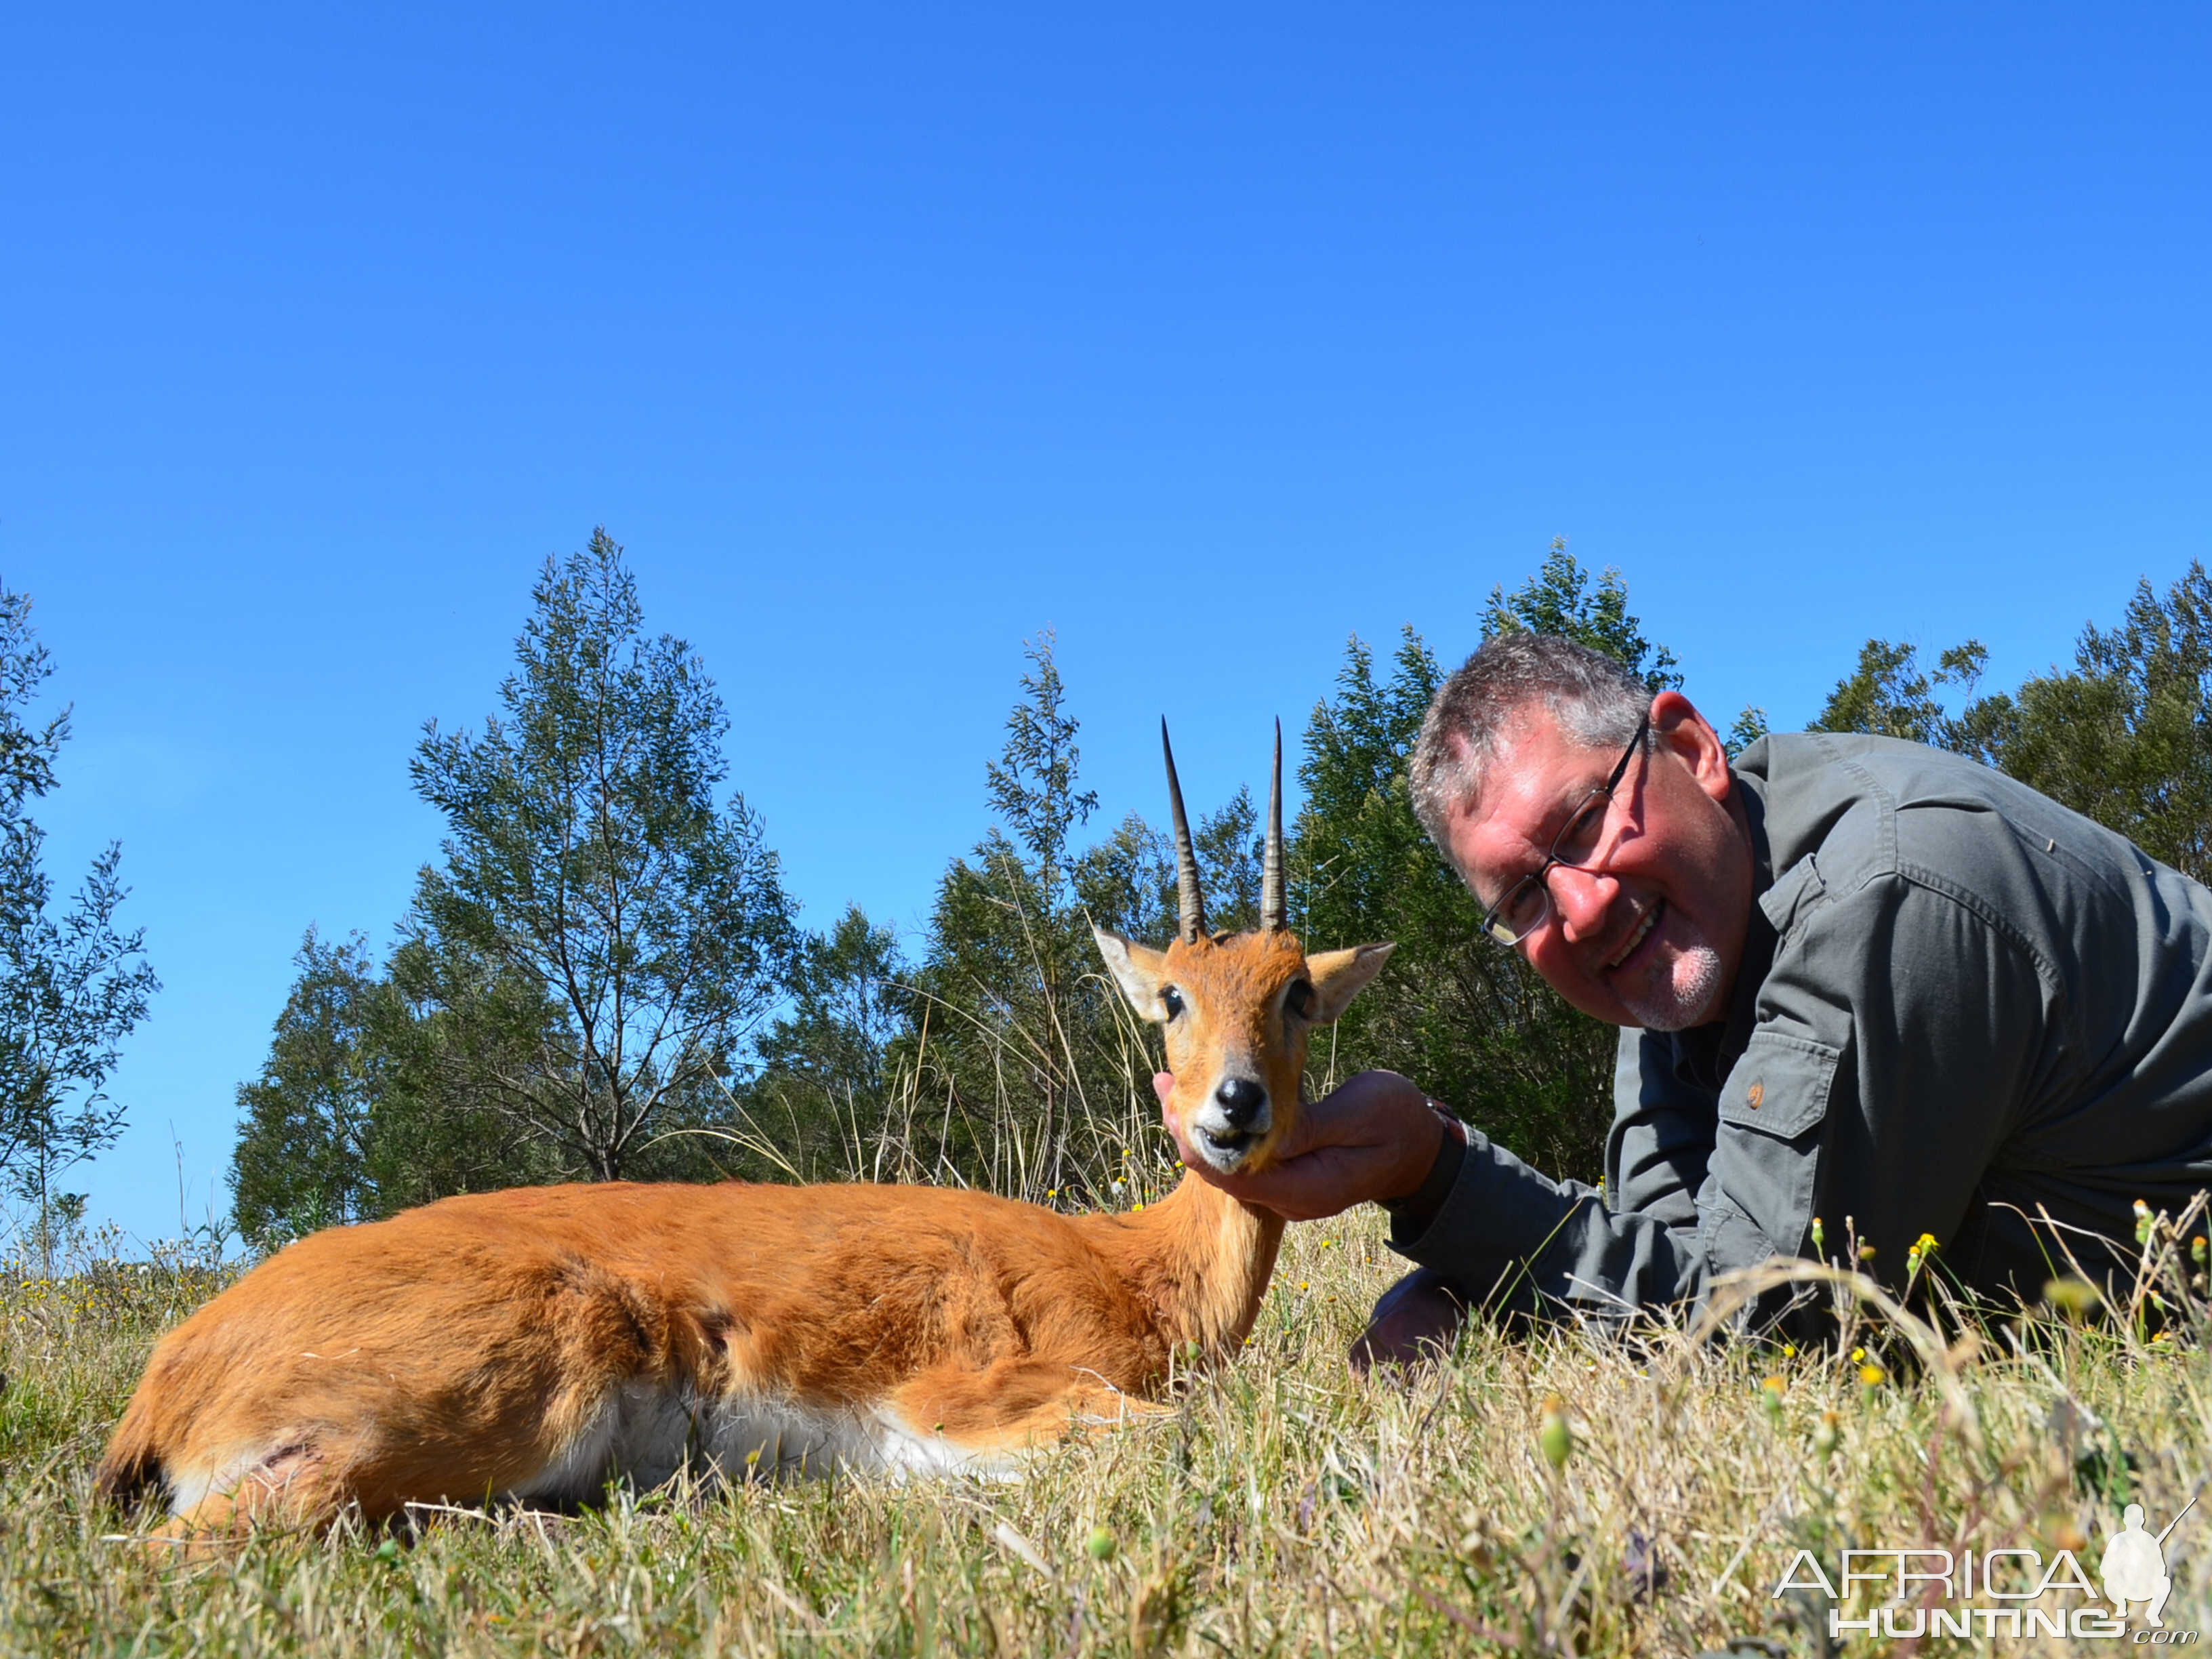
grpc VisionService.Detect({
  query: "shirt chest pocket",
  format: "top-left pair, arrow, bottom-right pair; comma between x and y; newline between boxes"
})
1698,1029 -> 1843,1267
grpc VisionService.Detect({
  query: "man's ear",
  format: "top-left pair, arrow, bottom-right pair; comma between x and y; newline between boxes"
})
1651,689 -> 1731,804
1092,926 -> 1173,1021
1305,941 -> 1395,1023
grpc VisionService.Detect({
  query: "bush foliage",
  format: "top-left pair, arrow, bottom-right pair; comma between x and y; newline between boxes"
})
226,541 -> 2212,1235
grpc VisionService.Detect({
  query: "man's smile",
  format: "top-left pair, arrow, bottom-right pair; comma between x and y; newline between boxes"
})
1601,896 -> 1664,973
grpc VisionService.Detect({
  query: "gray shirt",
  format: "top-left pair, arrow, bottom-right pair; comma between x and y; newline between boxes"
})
1393,732 -> 2212,1323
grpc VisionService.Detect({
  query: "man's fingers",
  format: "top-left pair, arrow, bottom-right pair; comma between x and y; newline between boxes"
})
1226,1149 -> 1364,1223
1151,1071 -> 1174,1107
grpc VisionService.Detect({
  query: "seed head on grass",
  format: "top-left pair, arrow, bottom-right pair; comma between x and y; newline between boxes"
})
2044,1276 -> 2102,1318
1538,1394 -> 1573,1472
1759,1375 -> 1786,1425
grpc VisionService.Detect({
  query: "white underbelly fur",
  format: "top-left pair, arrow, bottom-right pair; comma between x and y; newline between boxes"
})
165,1450 -> 263,1521
502,1382 -> 1019,1502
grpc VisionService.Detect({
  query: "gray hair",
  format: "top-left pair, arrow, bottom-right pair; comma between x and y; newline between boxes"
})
1409,633 -> 1653,861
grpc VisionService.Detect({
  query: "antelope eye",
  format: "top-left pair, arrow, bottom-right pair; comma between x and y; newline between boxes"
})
1284,980 -> 1314,1021
1161,986 -> 1185,1020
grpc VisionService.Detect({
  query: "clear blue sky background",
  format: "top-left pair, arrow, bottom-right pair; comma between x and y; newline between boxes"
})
3,3 -> 2207,1246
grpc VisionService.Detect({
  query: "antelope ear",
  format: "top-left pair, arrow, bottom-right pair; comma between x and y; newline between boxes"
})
1092,926 -> 1174,1022
1305,942 -> 1395,1023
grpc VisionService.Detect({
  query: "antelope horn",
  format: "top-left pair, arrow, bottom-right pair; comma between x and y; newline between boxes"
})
1162,719 -> 1206,943
1261,718 -> 1286,931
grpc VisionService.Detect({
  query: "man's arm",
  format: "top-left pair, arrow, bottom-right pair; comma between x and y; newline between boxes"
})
1389,1126 -> 1700,1315
1361,1026 -> 1724,1313
1395,872 -> 2049,1318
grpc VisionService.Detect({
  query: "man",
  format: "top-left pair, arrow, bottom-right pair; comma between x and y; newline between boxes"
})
1164,633 -> 2212,1360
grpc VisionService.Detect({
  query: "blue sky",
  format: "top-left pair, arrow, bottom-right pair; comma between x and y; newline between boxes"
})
3,3 -> 2207,1245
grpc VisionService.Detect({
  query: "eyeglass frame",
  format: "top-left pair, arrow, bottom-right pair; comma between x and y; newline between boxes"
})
1475,708 -> 1654,947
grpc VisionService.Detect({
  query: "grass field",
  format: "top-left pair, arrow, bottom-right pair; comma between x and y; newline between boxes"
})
3,1194 -> 2209,1658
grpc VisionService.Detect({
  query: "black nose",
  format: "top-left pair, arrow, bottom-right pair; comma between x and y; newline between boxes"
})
1214,1078 -> 1267,1128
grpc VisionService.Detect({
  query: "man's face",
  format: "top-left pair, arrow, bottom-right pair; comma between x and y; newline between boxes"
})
1443,691 -> 1754,1031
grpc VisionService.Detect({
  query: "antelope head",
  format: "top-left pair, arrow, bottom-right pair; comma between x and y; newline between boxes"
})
1094,721 -> 1395,1175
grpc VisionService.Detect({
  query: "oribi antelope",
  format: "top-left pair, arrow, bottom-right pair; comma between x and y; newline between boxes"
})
98,724 -> 1392,1538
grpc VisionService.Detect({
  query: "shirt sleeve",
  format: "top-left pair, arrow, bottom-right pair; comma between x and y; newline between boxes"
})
1606,1026 -> 1717,1233
1391,867 -> 2049,1324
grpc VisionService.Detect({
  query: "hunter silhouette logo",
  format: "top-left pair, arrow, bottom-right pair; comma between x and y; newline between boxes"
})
2104,1499 -> 2193,1629
1767,1494 -> 2200,1641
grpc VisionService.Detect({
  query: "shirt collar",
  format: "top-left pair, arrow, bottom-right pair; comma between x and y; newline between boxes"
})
1668,763 -> 1775,1092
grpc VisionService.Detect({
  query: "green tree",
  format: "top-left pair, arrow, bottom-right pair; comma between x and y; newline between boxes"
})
1723,705 -> 1772,758
1808,637 -> 1999,756
0,583 -> 159,1263
985,630 -> 1099,910
405,531 -> 798,1181
907,632 -> 1106,1194
234,533 -> 799,1229
1481,539 -> 1683,695
1996,564 -> 2212,882
229,923 -> 565,1247
359,926 -> 567,1206
230,930 -> 382,1243
1812,563 -> 2212,884
745,905 -> 911,1180
1069,788 -> 1258,947
1192,785 -> 1263,933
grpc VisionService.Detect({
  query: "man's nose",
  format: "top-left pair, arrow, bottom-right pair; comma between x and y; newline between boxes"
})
1548,864 -> 1618,940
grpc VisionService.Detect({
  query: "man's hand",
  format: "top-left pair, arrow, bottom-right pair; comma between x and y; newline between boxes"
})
1154,1067 -> 1448,1222
1348,1268 -> 1470,1376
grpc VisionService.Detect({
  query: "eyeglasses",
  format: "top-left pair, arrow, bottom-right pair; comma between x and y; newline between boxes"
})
1477,710 -> 1652,947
